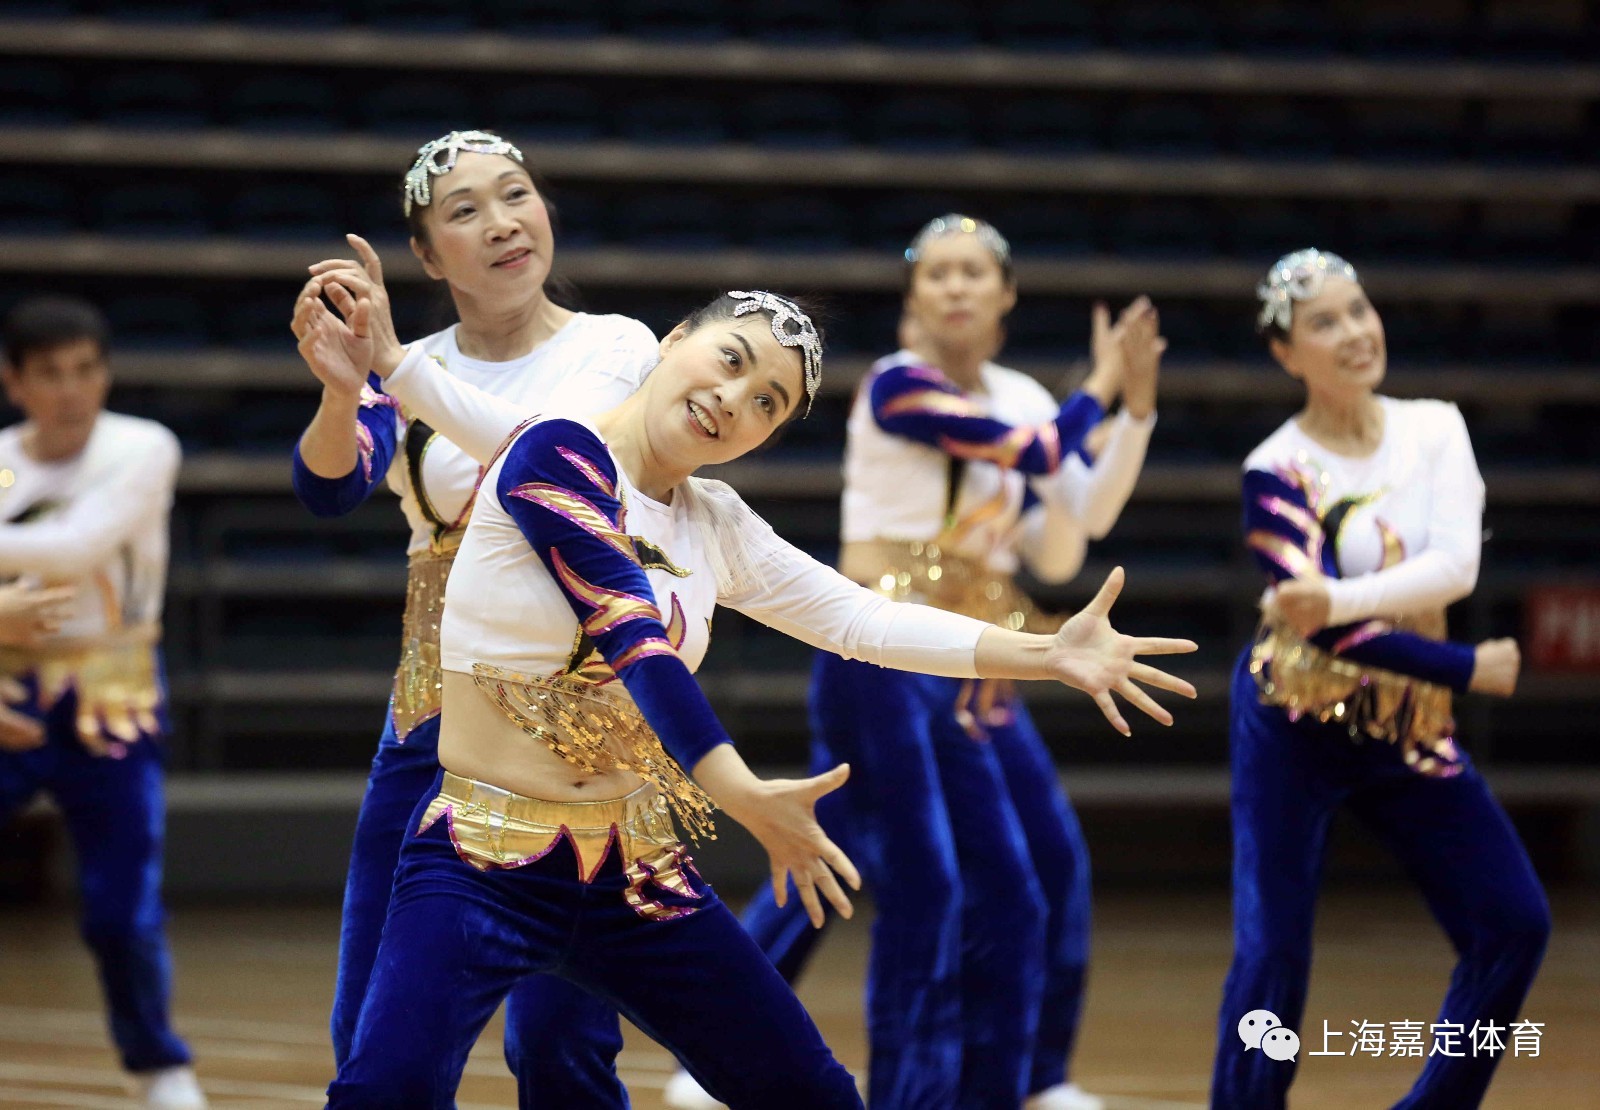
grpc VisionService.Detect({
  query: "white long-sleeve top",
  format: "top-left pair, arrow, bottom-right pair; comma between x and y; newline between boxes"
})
841,352 -> 1155,582
0,412 -> 180,639
1244,396 -> 1484,624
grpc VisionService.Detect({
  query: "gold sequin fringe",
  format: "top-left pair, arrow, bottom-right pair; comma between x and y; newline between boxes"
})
470,664 -> 717,843
390,547 -> 456,740
0,624 -> 163,751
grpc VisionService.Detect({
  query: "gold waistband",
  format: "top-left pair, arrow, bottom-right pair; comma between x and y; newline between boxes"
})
0,624 -> 163,751
391,549 -> 454,740
470,664 -> 717,844
419,772 -> 701,920
1249,615 -> 1462,777
841,538 -> 1046,631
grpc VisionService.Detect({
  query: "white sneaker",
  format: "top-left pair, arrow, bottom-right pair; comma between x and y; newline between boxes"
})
136,1065 -> 209,1110
1025,1082 -> 1105,1110
662,1067 -> 725,1110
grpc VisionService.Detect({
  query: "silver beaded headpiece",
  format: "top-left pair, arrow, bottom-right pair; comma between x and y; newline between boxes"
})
904,213 -> 1012,267
1256,248 -> 1360,334
403,129 -> 525,216
728,290 -> 823,416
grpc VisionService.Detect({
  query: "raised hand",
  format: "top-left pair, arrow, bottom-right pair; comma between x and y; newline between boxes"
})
295,234 -> 407,377
1046,566 -> 1198,736
1119,296 -> 1165,420
295,279 -> 374,398
1078,300 -> 1128,408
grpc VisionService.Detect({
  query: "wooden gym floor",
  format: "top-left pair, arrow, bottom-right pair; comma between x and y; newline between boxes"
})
0,886 -> 1594,1109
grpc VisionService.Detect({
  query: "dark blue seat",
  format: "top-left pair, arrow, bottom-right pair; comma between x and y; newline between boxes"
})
616,192 -> 729,249
1474,111 -> 1577,165
214,0 -> 348,25
547,189 -> 603,247
988,199 -> 1096,257
103,294 -> 209,349
617,94 -> 726,145
738,193 -> 851,253
1473,211 -> 1565,267
0,62 -> 74,126
228,183 -> 343,241
98,183 -> 210,237
1223,4 -> 1334,56
1109,199 -> 1217,258
493,82 -> 603,141
1474,310 -> 1560,365
1473,13 -> 1586,62
94,70 -> 208,128
872,93 -> 975,152
861,192 -> 970,251
0,173 -> 75,233
487,0 -> 606,36
1353,201 -> 1459,263
3,0 -> 81,16
226,74 -> 342,133
1227,201 -> 1317,262
1110,98 -> 1218,156
1231,101 -> 1335,161
84,0 -> 211,20
1347,12 -> 1464,59
358,80 -> 472,137
225,293 -> 304,350
1107,2 -> 1219,54
989,95 -> 1101,154
741,0 -> 854,45
987,1 -> 1095,51
866,0 -> 979,48
362,0 -> 477,30
1342,103 -> 1463,163
1003,300 -> 1080,358
618,0 -> 728,41
740,90 -> 851,149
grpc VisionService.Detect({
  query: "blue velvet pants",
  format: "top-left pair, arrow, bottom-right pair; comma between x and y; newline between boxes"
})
1212,651 -> 1550,1109
327,777 -> 863,1110
742,653 -> 1093,1109
0,691 -> 191,1073
332,713 -> 628,1108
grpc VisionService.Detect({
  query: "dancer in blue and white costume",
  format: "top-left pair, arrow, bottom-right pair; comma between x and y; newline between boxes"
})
294,278 -> 1196,1108
289,130 -> 657,1106
671,214 -> 1165,1110
1211,250 -> 1548,1109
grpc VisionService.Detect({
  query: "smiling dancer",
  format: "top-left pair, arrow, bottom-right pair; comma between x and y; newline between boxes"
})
295,270 -> 1196,1107
1212,249 -> 1549,1109
289,130 -> 657,1105
663,215 -> 1162,1110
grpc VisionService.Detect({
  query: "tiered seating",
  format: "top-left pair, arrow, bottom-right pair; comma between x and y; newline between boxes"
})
0,3 -> 1594,773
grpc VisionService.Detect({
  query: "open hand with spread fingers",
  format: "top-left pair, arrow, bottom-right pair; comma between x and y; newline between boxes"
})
1043,566 -> 1198,737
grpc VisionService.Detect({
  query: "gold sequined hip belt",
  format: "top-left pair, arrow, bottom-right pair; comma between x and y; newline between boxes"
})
417,772 -> 702,920
840,538 -> 1046,631
0,623 -> 163,749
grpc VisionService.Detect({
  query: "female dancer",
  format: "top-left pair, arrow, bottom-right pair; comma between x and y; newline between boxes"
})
289,129 -> 656,1104
670,214 -> 1163,1110
1212,249 -> 1549,1108
295,276 -> 1196,1107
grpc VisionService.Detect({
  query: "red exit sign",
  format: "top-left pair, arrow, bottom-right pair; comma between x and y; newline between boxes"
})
1526,585 -> 1600,672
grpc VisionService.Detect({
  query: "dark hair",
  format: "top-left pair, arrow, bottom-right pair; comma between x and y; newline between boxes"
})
399,140 -> 581,317
679,291 -> 828,426
3,295 -> 110,368
900,219 -> 1016,296
1259,319 -> 1290,346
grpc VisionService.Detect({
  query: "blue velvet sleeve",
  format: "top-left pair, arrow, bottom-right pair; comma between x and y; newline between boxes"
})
496,419 -> 733,773
870,358 -> 1103,475
1242,467 -> 1476,692
291,374 -> 401,518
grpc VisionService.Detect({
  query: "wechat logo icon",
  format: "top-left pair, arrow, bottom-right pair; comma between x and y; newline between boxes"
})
1239,1009 -> 1299,1061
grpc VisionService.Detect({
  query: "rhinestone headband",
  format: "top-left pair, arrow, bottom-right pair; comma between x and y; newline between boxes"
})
1256,248 -> 1359,334
904,213 -> 1012,268
728,290 -> 823,416
403,129 -> 525,216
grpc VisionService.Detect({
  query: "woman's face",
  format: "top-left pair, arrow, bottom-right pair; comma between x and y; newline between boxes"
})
1270,274 -> 1387,398
645,314 -> 806,470
409,153 -> 553,305
904,232 -> 1016,351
